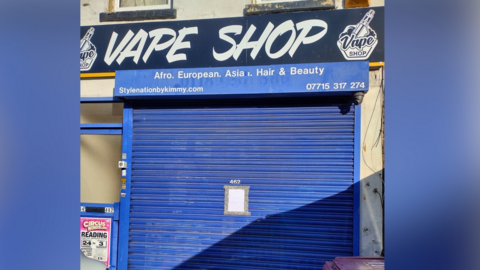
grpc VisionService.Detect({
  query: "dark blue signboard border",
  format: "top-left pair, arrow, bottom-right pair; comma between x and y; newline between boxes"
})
81,7 -> 384,73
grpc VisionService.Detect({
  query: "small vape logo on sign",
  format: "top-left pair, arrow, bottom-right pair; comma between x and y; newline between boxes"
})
337,10 -> 378,60
80,27 -> 98,71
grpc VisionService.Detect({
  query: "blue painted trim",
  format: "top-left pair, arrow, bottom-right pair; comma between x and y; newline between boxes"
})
80,212 -> 114,218
117,102 -> 133,270
110,91 -> 354,101
81,203 -> 115,208
80,129 -> 122,135
110,220 -> 119,270
81,97 -> 123,103
113,202 -> 120,221
353,104 -> 361,256
80,203 -> 116,218
81,123 -> 123,129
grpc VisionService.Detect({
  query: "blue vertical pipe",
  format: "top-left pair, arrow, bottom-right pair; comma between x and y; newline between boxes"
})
117,102 -> 133,270
353,104 -> 361,256
110,220 -> 118,270
111,202 -> 120,270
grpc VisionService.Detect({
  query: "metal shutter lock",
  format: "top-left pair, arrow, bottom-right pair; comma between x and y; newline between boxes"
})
118,161 -> 127,168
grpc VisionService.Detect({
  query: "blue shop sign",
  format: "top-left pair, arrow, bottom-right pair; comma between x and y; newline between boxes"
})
115,61 -> 368,98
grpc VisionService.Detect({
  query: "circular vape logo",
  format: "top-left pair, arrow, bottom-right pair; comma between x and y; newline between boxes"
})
80,27 -> 98,71
337,10 -> 378,60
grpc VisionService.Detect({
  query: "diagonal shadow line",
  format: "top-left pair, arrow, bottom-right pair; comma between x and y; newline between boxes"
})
174,187 -> 355,270
128,187 -> 356,270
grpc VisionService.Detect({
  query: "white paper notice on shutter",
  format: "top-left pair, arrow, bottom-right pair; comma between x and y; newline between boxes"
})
228,189 -> 245,212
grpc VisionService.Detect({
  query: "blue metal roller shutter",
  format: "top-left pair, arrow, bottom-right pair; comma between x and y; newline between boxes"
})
127,98 -> 356,270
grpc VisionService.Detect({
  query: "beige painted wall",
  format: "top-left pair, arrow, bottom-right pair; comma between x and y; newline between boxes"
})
81,78 -> 115,98
81,134 -> 122,203
81,103 -> 123,123
369,0 -> 384,7
359,67 -> 384,256
81,103 -> 123,204
81,0 -> 109,26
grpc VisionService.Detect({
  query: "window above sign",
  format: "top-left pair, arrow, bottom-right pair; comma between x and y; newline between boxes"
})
100,0 -> 176,22
256,0 -> 370,6
245,0 -> 335,16
114,0 -> 171,12
255,0 -> 310,4
256,0 -> 306,3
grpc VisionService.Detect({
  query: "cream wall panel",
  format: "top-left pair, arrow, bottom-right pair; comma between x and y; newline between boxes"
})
81,135 -> 122,204
81,78 -> 115,97
359,68 -> 384,256
81,103 -> 123,123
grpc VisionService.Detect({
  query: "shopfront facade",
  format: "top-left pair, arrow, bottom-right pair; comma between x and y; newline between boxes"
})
81,1 -> 384,269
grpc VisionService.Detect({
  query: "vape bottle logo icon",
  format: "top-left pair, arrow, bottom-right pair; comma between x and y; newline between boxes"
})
80,27 -> 98,71
337,10 -> 378,60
